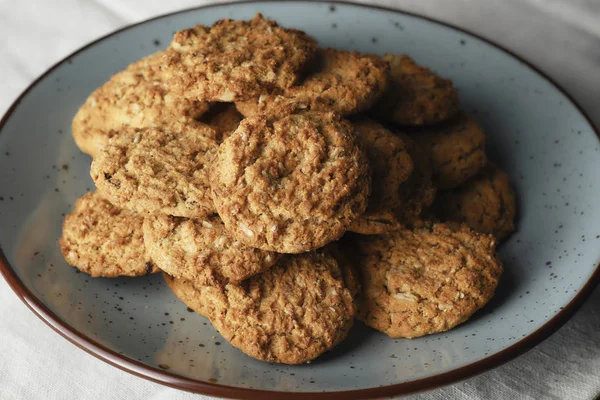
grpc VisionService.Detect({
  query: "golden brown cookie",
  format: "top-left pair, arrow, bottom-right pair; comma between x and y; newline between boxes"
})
348,118 -> 413,234
164,14 -> 318,102
392,132 -> 437,225
143,214 -> 280,287
372,54 -> 458,126
72,51 -> 213,158
433,164 -> 516,240
235,49 -> 389,117
210,110 -> 371,253
60,191 -> 158,277
200,103 -> 244,142
413,113 -> 487,189
354,223 -> 502,338
90,127 -> 218,218
165,251 -> 356,364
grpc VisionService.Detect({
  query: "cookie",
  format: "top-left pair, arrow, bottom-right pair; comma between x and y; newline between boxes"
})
372,54 -> 458,126
200,103 -> 244,142
60,191 -> 158,277
348,118 -> 414,234
354,223 -> 502,338
392,132 -> 437,225
90,127 -> 218,218
433,164 -> 516,240
235,49 -> 389,117
144,214 -> 280,287
165,251 -> 356,364
210,110 -> 371,253
324,240 -> 361,300
413,113 -> 487,189
164,273 -> 210,318
164,14 -> 318,102
72,51 -> 213,158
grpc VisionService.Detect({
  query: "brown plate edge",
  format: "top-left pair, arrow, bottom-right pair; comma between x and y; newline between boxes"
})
1,1 -> 599,399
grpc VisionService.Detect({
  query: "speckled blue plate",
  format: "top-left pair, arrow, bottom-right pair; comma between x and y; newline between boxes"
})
1,1 -> 599,398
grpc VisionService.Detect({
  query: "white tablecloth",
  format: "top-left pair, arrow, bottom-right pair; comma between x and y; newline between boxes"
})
1,1 -> 599,399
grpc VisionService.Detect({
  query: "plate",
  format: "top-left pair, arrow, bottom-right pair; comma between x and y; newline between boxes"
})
1,1 -> 599,398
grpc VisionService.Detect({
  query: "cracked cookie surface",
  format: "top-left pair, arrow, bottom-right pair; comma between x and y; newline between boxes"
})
372,54 -> 458,125
72,51 -> 212,158
60,191 -> 158,277
235,48 -> 389,117
164,251 -> 356,364
210,110 -> 371,253
434,164 -> 516,240
348,118 -> 413,234
353,223 -> 502,338
164,14 -> 318,102
413,113 -> 487,189
91,127 -> 218,218
144,214 -> 280,287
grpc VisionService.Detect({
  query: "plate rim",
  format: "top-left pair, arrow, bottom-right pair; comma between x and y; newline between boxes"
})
1,1 -> 599,398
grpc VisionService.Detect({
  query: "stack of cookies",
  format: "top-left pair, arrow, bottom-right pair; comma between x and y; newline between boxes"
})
61,14 -> 516,365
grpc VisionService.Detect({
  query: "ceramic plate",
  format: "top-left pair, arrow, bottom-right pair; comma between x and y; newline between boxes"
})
1,1 -> 599,398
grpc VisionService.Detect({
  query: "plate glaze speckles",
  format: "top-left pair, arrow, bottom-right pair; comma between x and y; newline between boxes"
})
1,1 -> 600,398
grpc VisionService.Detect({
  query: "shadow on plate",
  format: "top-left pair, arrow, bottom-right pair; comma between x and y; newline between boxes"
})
466,249 -> 521,325
309,320 -> 378,365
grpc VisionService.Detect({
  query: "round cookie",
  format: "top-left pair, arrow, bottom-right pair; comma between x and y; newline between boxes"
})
392,132 -> 437,225
60,191 -> 158,277
354,223 -> 502,339
372,54 -> 458,126
433,164 -> 516,240
165,251 -> 356,364
164,14 -> 318,102
348,118 -> 414,234
201,103 -> 244,142
144,214 -> 280,287
72,51 -> 213,158
413,113 -> 487,189
235,49 -> 389,117
90,127 -> 218,218
210,110 -> 371,253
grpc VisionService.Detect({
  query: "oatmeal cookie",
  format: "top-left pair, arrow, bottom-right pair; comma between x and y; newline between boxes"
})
348,118 -> 413,234
91,127 -> 218,218
164,14 -> 318,102
60,191 -> 158,277
210,110 -> 371,253
235,49 -> 388,117
354,223 -> 502,338
144,214 -> 280,287
72,51 -> 213,158
433,164 -> 516,240
165,251 -> 356,364
372,54 -> 458,125
413,113 -> 487,189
